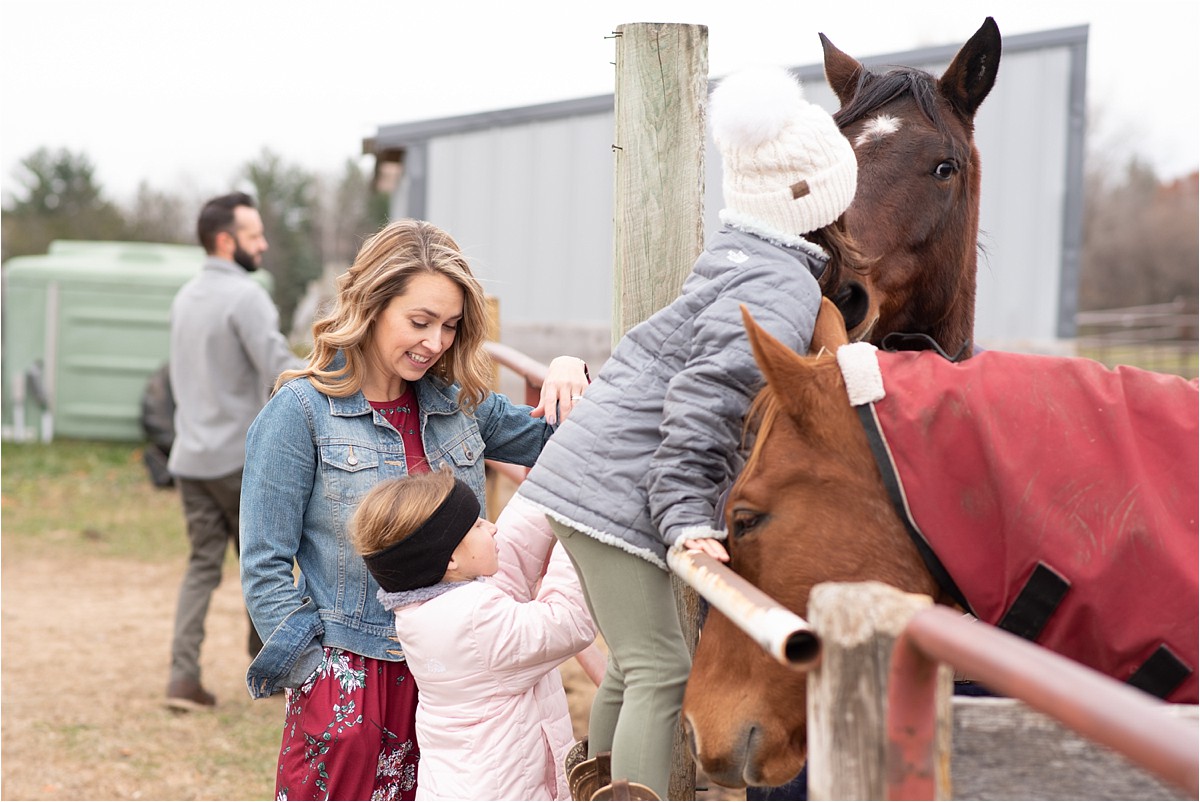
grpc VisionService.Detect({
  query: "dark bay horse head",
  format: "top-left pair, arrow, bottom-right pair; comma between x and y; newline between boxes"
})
681,304 -> 951,788
825,17 -> 1000,357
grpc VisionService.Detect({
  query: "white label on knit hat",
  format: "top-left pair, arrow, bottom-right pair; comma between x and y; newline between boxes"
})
725,249 -> 749,264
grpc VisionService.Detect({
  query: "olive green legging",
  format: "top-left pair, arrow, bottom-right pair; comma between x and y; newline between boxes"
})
549,518 -> 691,799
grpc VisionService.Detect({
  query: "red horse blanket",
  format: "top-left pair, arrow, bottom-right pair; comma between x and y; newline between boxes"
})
837,343 -> 1199,703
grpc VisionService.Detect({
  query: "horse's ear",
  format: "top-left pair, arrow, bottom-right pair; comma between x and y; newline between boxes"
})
809,297 -> 850,355
741,305 -> 825,424
938,17 -> 1001,119
820,32 -> 863,108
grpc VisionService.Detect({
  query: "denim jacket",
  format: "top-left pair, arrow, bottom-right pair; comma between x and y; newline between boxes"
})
240,363 -> 555,698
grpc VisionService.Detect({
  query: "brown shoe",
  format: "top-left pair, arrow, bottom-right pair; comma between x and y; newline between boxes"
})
166,677 -> 216,712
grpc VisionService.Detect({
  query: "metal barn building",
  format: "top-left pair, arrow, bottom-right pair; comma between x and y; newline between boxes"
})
364,24 -> 1088,362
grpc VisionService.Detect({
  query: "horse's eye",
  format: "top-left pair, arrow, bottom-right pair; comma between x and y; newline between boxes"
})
933,160 -> 958,180
730,509 -> 764,540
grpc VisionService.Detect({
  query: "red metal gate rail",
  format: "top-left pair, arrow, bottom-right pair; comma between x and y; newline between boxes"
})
482,341 -> 544,485
481,341 -> 606,687
887,605 -> 1199,799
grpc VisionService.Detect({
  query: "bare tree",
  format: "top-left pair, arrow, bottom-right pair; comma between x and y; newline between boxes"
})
124,181 -> 193,245
1079,154 -> 1198,312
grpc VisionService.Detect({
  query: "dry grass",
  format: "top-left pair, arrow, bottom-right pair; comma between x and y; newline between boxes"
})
1,441 -> 742,801
1,441 -> 284,800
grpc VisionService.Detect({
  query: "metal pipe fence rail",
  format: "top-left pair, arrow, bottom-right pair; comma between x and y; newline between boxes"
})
887,604 -> 1199,800
483,341 -> 549,404
668,548 -> 820,669
482,340 -> 543,486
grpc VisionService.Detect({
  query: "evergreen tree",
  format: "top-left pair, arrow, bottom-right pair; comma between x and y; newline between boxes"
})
1,148 -> 128,261
241,149 -> 322,335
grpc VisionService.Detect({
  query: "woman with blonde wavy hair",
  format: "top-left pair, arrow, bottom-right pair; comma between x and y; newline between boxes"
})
239,218 -> 589,801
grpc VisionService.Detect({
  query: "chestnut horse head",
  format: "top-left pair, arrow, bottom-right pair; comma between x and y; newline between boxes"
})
680,304 -> 949,788
684,304 -> 1200,787
826,17 -> 1000,358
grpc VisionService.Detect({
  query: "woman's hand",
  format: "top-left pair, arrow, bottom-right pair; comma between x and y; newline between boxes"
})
531,356 -> 589,425
684,537 -> 730,563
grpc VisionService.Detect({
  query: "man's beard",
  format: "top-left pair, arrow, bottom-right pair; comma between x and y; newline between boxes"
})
233,245 -> 259,272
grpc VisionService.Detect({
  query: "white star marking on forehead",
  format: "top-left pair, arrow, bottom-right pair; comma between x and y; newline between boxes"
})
854,115 -> 902,148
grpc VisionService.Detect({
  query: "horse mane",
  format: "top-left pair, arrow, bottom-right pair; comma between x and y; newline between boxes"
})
742,387 -> 782,480
833,67 -> 953,142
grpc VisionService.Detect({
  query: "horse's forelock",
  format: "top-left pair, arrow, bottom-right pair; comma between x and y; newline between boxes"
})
834,68 -> 952,142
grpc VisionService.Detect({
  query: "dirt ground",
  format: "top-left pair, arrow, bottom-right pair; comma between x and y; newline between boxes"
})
1,551 -> 740,800
1,552 -> 283,800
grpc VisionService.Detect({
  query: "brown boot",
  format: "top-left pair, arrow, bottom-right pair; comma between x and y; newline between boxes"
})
590,779 -> 660,800
568,752 -> 610,801
165,676 -> 216,712
565,738 -> 589,778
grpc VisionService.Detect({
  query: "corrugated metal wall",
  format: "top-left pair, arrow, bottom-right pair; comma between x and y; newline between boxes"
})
375,24 -> 1087,350
427,115 -> 616,325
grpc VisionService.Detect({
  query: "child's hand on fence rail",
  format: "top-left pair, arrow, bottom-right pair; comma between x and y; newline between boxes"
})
684,536 -> 730,563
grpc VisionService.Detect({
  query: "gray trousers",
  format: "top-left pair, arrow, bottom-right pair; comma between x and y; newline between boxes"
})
549,518 -> 691,800
169,470 -> 261,684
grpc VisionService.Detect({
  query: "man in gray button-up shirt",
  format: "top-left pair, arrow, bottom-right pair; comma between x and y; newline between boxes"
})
165,192 -> 304,711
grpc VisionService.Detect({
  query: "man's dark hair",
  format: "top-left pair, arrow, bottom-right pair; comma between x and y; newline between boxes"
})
196,192 -> 257,254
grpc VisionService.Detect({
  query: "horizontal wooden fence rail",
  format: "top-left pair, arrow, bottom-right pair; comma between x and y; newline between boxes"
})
1074,298 -> 1199,378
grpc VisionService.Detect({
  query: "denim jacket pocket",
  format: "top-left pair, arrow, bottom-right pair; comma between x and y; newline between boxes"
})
246,596 -> 325,699
318,442 -> 382,502
438,429 -> 485,469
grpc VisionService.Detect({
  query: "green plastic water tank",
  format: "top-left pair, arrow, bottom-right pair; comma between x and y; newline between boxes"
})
2,240 -> 273,442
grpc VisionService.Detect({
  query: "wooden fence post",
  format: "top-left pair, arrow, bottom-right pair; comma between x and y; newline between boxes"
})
612,21 -> 708,801
807,581 -> 952,800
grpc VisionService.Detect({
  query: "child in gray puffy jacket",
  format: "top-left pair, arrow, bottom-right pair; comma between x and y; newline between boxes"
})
517,65 -> 865,799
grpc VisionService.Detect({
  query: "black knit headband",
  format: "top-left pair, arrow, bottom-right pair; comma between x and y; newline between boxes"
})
362,478 -> 481,593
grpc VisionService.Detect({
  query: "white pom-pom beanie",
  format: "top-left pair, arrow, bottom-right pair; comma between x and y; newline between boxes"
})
711,66 -> 857,245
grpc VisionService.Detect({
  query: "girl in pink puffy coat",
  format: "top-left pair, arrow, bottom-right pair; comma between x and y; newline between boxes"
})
350,467 -> 597,801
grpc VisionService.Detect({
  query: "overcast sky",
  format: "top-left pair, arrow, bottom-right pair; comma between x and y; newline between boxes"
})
1,0 -> 1197,206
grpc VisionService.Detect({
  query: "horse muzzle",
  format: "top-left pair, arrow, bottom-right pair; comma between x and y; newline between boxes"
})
684,715 -> 806,789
